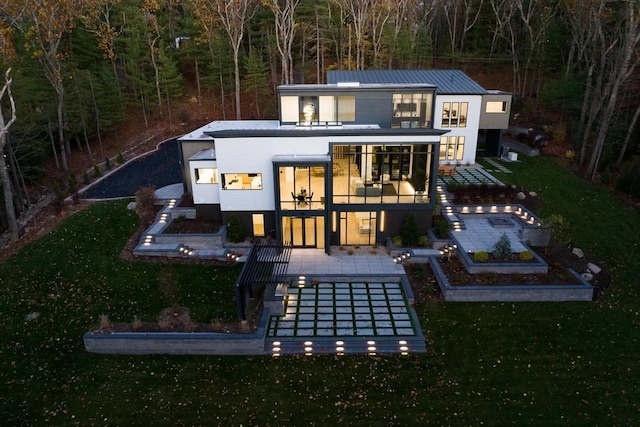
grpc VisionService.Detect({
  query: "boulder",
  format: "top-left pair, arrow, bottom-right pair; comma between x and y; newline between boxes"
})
581,272 -> 594,282
572,247 -> 584,258
516,192 -> 526,200
587,262 -> 602,275
528,191 -> 538,197
127,201 -> 137,210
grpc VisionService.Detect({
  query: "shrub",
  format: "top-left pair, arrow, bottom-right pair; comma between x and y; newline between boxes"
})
98,314 -> 111,332
93,164 -> 101,178
105,157 -> 111,170
401,213 -> 419,247
227,214 -> 246,243
519,251 -> 534,261
418,235 -> 429,247
132,315 -> 143,331
67,174 -> 77,192
135,186 -> 157,223
435,218 -> 451,239
117,152 -> 124,164
493,232 -> 513,261
474,251 -> 489,262
82,171 -> 90,185
392,235 -> 402,247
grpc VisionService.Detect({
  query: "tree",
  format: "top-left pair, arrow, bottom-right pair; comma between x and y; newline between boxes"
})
584,1 -> 640,180
243,47 -> 269,117
0,68 -> 19,242
214,0 -> 261,120
21,0 -> 88,172
263,0 -> 299,85
80,0 -> 124,88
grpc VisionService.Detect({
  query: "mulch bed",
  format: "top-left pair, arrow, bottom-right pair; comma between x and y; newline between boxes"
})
405,246 -> 611,301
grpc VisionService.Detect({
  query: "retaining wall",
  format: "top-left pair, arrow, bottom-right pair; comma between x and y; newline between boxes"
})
84,310 -> 270,355
428,257 -> 594,302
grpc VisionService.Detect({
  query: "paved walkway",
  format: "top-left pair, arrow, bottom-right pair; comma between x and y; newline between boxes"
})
438,165 -> 504,186
263,249 -> 425,355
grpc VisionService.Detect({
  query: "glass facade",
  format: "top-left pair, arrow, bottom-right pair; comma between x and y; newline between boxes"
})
392,93 -> 434,128
278,165 -> 326,211
331,143 -> 434,205
280,95 -> 356,125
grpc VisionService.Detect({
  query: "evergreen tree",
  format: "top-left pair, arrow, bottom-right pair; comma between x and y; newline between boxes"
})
243,48 -> 270,118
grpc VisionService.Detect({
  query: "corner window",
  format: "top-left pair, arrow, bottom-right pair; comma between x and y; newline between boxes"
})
441,102 -> 468,128
222,173 -> 263,190
486,101 -> 507,113
281,96 -> 299,122
195,168 -> 218,184
392,92 -> 433,128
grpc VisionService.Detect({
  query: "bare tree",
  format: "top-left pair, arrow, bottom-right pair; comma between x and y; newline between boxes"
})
214,0 -> 261,120
585,1 -> 640,180
443,0 -> 485,57
0,68 -> 19,242
370,0 -> 391,68
333,0 -> 371,70
264,0 -> 300,85
387,0 -> 411,68
80,0 -> 124,88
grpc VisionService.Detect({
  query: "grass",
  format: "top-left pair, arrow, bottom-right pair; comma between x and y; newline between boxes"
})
1,157 -> 639,424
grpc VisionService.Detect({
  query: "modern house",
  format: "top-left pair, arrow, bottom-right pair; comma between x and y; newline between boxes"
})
177,70 -> 511,253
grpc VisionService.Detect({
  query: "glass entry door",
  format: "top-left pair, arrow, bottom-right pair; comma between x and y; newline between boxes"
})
282,216 -> 325,248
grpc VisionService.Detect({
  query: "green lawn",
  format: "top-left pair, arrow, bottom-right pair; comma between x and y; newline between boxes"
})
1,157 -> 639,425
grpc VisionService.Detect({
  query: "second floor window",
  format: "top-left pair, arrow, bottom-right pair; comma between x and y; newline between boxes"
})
392,92 -> 433,128
442,102 -> 468,128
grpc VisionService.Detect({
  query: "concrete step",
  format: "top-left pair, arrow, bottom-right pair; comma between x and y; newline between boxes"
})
265,336 -> 426,355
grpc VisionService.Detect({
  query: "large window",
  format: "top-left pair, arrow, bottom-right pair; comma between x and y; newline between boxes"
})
221,173 -> 262,190
486,101 -> 508,113
439,136 -> 465,161
319,96 -> 355,122
195,168 -> 218,184
392,92 -> 433,128
441,102 -> 468,128
278,165 -> 326,211
332,143 -> 434,205
281,95 -> 356,124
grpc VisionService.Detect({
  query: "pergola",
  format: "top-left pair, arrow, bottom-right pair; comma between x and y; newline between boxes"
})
235,239 -> 292,321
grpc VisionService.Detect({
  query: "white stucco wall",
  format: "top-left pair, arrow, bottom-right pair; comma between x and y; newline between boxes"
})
190,160 -> 220,204
208,133 -> 443,210
434,95 -> 482,164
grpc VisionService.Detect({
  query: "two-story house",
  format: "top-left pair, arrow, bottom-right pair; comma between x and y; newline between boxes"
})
177,70 -> 511,253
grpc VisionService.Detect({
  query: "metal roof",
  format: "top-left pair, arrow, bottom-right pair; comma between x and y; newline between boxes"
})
327,70 -> 487,95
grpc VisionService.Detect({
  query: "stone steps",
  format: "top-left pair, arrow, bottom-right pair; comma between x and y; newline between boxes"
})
265,335 -> 426,356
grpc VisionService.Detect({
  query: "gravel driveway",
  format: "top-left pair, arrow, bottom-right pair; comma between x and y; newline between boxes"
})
81,139 -> 182,199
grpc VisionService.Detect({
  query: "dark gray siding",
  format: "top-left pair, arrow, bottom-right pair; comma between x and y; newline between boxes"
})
353,91 -> 393,127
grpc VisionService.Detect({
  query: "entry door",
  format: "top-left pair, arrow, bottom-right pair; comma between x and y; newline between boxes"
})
282,217 -> 324,248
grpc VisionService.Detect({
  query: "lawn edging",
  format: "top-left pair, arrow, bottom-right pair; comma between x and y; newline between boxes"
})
83,308 -> 271,355
427,257 -> 594,302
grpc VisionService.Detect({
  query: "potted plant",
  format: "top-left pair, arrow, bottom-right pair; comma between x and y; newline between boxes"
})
410,168 -> 427,200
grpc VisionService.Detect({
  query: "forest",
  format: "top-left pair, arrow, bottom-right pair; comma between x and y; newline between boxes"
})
1,0 -> 640,241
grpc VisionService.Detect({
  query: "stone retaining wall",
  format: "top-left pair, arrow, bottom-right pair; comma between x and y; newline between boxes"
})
154,233 -> 224,248
428,257 -> 594,302
84,310 -> 270,355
